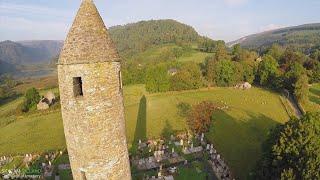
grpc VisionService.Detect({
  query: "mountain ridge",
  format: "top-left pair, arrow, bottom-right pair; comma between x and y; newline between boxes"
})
228,23 -> 320,52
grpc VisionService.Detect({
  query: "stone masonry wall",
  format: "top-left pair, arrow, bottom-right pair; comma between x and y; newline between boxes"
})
58,61 -> 131,180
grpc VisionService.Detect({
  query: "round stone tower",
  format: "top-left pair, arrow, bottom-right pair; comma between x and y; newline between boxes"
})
57,0 -> 131,179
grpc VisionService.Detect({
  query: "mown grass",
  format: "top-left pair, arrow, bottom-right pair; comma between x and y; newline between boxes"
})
302,83 -> 320,112
126,44 -> 212,64
0,85 -> 289,179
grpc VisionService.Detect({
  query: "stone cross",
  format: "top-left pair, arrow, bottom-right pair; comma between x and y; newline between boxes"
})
180,139 -> 184,146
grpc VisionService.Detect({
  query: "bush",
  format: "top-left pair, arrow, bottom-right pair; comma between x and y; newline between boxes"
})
177,102 -> 191,117
187,101 -> 216,134
170,62 -> 203,91
17,88 -> 41,113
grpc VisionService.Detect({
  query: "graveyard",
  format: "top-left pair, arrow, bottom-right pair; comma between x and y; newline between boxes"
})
0,132 -> 231,179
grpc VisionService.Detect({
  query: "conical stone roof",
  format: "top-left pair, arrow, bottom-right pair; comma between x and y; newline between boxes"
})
58,0 -> 120,65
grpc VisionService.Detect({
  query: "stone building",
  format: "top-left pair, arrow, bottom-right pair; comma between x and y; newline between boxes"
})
57,0 -> 131,179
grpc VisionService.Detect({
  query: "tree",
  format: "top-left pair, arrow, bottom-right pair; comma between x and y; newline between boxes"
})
19,87 -> 41,112
170,62 -> 203,91
294,74 -> 309,103
234,62 -> 255,84
257,55 -> 279,87
281,47 -> 305,70
145,65 -> 170,93
187,101 -> 216,134
310,49 -> 320,61
284,62 -> 307,91
254,112 -> 320,180
214,41 -> 230,61
217,60 -> 236,86
232,44 -> 242,61
266,44 -> 284,61
304,60 -> 320,83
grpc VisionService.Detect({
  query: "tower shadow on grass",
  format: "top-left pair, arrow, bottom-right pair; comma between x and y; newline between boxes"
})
132,95 -> 147,151
207,110 -> 280,180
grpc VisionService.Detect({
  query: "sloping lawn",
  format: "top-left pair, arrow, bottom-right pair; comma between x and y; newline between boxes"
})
0,85 -> 289,179
303,83 -> 320,112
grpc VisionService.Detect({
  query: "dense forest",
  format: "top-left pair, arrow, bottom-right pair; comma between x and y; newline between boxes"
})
109,19 -> 201,56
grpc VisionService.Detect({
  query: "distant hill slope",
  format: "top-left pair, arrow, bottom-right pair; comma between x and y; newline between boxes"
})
229,23 -> 320,52
0,60 -> 16,75
109,19 -> 202,55
0,40 -> 63,65
50,19 -> 204,65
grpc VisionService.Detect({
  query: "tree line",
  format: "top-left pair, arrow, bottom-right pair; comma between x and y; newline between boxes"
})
122,39 -> 319,105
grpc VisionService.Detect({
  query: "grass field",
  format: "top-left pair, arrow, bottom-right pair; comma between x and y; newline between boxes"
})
124,85 -> 289,179
0,85 -> 289,179
303,83 -> 320,112
126,44 -> 212,64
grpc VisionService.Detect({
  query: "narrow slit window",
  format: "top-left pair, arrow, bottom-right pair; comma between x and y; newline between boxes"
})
73,77 -> 83,97
119,71 -> 123,90
81,171 -> 87,180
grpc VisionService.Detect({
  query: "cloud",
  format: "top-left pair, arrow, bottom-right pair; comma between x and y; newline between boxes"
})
259,24 -> 286,32
0,1 -> 74,41
0,2 -> 72,20
0,16 -> 69,41
223,0 -> 249,6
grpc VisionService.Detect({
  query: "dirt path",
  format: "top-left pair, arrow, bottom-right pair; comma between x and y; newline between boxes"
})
284,90 -> 303,118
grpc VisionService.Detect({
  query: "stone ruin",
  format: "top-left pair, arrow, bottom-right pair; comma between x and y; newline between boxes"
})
235,82 -> 252,90
37,91 -> 56,110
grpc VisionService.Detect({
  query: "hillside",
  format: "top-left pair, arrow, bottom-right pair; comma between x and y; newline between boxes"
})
0,60 -> 16,75
49,19 -> 204,65
0,40 -> 63,65
229,23 -> 320,52
109,19 -> 202,56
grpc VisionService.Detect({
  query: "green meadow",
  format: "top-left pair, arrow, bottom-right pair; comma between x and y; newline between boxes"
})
303,83 -> 320,112
126,44 -> 212,64
0,85 -> 290,179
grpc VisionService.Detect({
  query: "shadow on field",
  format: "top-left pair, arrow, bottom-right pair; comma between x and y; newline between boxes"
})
0,94 -> 21,107
133,95 -> 147,144
309,96 -> 320,105
161,120 -> 174,139
310,87 -> 320,97
207,110 -> 279,180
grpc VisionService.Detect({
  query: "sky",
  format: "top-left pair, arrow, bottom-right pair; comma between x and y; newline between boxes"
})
1,0 -> 320,42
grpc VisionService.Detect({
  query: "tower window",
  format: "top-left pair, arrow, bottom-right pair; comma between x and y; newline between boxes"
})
73,77 -> 83,97
119,71 -> 123,91
81,170 -> 87,180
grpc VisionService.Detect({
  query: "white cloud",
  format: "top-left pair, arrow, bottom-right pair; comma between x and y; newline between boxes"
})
0,16 -> 69,41
223,0 -> 249,6
259,24 -> 286,32
0,2 -> 72,19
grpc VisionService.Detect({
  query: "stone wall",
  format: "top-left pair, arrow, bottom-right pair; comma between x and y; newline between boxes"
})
58,61 -> 131,180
